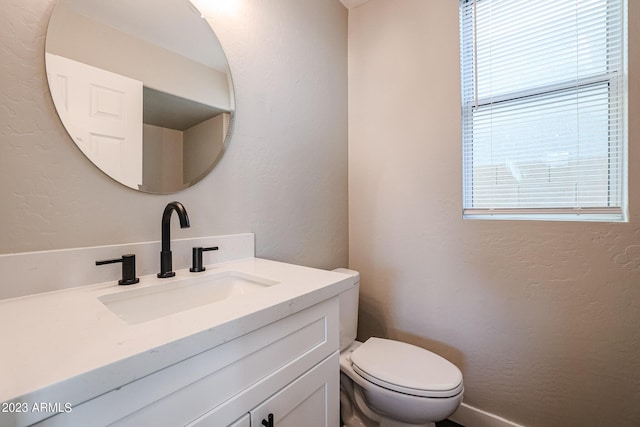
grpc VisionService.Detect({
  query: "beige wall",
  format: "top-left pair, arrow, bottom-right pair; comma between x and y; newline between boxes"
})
183,113 -> 228,186
348,1 -> 640,426
0,0 -> 348,272
142,124 -> 184,193
47,2 -> 231,110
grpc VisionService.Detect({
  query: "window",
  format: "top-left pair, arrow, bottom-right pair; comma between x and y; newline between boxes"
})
459,0 -> 627,221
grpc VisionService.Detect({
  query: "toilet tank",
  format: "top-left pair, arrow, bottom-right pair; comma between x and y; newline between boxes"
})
333,268 -> 360,351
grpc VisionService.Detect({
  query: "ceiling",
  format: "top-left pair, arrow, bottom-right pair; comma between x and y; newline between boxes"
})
61,0 -> 227,71
339,0 -> 370,9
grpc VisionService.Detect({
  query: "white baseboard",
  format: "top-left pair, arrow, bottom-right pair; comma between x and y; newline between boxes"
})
449,403 -> 525,427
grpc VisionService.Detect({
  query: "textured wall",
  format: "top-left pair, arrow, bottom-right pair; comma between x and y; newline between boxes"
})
348,1 -> 640,426
0,0 -> 348,272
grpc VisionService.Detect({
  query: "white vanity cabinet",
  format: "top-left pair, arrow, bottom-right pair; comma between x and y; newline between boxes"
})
192,353 -> 338,427
35,297 -> 340,427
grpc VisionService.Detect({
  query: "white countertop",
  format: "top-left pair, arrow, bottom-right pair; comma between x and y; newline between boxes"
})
0,257 -> 353,425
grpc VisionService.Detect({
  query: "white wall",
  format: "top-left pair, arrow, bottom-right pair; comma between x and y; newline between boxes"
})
0,0 -> 348,272
348,1 -> 640,426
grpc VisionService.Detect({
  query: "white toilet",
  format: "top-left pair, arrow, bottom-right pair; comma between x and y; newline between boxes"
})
335,269 -> 464,427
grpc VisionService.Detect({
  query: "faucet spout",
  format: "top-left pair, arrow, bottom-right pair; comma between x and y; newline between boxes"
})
158,201 -> 190,278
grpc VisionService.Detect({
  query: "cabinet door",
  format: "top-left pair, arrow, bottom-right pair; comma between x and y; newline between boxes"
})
251,352 -> 339,427
228,414 -> 250,427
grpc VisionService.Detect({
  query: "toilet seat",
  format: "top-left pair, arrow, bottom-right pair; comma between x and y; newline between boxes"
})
350,338 -> 464,398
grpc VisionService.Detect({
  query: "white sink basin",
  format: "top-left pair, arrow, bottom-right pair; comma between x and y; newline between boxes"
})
98,271 -> 278,324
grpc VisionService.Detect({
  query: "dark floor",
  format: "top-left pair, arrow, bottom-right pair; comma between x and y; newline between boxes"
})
436,420 -> 464,427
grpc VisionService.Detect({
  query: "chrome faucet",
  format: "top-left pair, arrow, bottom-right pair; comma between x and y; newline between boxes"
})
158,201 -> 190,278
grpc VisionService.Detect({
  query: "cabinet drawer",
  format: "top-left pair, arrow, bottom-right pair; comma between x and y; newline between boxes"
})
36,298 -> 339,427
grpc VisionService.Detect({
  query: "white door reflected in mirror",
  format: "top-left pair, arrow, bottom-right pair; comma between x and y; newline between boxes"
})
46,53 -> 144,189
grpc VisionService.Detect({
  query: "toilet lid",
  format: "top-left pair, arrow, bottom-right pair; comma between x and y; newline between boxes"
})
350,338 -> 463,398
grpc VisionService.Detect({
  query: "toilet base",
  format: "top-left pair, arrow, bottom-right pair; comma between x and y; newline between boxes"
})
341,372 -> 436,427
342,410 -> 434,427
380,422 -> 434,427
342,412 -> 434,427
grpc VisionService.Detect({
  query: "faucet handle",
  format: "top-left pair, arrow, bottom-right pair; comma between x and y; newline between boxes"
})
96,254 -> 140,285
190,246 -> 219,273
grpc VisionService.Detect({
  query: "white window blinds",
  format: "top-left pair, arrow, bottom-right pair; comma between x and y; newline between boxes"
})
459,0 -> 627,221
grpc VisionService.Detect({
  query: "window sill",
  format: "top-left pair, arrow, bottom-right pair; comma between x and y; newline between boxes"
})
463,207 -> 626,222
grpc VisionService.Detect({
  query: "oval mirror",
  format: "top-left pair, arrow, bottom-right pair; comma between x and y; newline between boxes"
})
45,0 -> 235,194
